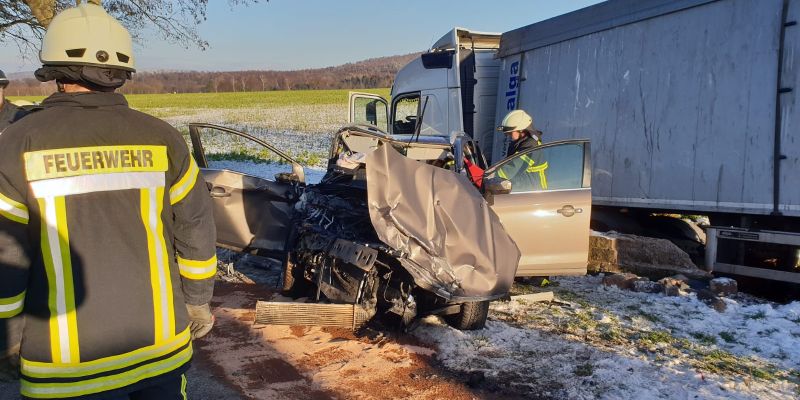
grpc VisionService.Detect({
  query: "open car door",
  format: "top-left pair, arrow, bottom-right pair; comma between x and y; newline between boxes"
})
188,123 -> 305,258
484,140 -> 592,277
349,92 -> 389,132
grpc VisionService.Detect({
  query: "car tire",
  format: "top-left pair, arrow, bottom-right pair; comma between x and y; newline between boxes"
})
444,300 -> 490,330
280,251 -> 309,297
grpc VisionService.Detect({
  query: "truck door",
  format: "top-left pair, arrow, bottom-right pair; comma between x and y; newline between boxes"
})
188,123 -> 305,258
349,92 -> 389,133
485,140 -> 591,276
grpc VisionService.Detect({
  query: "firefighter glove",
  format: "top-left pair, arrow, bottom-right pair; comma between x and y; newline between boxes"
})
186,303 -> 214,340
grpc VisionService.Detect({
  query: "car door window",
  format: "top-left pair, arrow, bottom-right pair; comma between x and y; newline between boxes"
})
190,125 -> 300,181
490,142 -> 586,193
351,95 -> 388,131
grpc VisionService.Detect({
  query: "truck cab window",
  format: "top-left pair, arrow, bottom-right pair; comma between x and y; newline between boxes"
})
392,93 -> 420,135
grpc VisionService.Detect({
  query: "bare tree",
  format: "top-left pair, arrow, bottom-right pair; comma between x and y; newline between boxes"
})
1,0 -> 263,55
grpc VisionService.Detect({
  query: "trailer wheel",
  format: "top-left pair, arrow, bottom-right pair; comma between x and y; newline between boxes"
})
445,301 -> 490,330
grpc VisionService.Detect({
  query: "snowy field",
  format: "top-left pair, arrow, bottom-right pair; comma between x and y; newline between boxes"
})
413,276 -> 800,399
206,159 -> 326,184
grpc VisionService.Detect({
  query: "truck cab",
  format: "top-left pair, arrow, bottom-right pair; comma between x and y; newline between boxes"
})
350,28 -> 502,152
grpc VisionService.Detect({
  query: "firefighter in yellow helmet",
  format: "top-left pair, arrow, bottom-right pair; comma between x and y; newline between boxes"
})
495,110 -> 548,190
0,3 -> 216,399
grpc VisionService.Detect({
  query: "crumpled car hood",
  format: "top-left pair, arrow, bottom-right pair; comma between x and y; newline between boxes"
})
366,144 -> 521,301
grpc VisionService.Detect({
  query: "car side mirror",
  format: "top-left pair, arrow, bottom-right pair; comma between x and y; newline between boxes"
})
482,176 -> 511,206
484,176 -> 512,195
275,172 -> 301,184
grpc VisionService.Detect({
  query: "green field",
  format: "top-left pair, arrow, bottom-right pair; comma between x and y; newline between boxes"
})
9,88 -> 391,111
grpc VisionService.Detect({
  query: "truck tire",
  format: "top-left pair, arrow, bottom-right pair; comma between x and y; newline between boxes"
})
445,301 -> 490,330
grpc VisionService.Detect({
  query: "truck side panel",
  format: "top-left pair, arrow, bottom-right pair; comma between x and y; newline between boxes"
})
780,0 -> 800,215
500,0 -> 789,216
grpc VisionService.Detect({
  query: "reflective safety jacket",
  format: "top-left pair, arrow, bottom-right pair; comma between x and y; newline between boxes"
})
498,134 -> 547,191
0,92 -> 216,399
0,101 -> 27,131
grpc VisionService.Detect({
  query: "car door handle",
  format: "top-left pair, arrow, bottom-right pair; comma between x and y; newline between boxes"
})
557,205 -> 582,217
209,186 -> 231,198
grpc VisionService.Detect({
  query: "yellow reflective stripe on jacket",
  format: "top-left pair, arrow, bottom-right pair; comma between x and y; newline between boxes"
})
0,191 -> 28,224
169,157 -> 199,205
0,291 -> 25,318
497,168 -> 509,180
177,255 -> 218,280
140,187 -> 176,343
180,374 -> 187,400
38,196 -> 80,364
524,159 -> 549,190
20,344 -> 192,399
24,145 -> 168,181
21,328 -> 191,379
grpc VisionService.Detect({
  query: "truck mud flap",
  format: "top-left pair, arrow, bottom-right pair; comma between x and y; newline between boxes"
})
254,301 -> 374,330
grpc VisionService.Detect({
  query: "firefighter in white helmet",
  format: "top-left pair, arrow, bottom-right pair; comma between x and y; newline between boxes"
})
497,109 -> 542,156
0,3 -> 216,399
496,110 -> 548,190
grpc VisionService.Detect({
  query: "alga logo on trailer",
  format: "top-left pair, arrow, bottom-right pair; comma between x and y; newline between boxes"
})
505,61 -> 520,111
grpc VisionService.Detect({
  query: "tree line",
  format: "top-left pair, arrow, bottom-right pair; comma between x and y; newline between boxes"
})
6,53 -> 420,96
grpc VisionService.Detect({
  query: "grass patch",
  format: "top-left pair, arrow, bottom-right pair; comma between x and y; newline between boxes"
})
598,325 -> 625,344
695,350 -> 778,381
718,331 -> 737,343
9,88 -> 391,110
690,332 -> 718,346
638,330 -> 674,346
556,289 -> 590,307
637,310 -> 662,323
207,151 -> 286,165
746,310 -> 767,320
574,363 -> 594,377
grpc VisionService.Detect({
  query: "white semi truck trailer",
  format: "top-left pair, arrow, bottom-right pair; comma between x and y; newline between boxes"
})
349,0 -> 800,284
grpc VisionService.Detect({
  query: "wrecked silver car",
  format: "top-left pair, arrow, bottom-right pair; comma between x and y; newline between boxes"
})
188,123 -> 521,329
188,123 -> 592,330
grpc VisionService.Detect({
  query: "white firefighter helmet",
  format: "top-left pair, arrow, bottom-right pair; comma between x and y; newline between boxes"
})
497,109 -> 534,133
39,3 -> 135,72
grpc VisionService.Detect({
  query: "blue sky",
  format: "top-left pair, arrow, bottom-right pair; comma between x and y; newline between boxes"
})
2,0 -> 602,73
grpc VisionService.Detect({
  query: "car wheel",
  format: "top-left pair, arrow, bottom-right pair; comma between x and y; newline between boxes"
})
280,251 -> 309,297
444,300 -> 490,330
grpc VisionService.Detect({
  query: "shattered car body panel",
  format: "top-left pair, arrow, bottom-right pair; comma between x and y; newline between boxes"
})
366,144 -> 520,301
201,169 -> 296,253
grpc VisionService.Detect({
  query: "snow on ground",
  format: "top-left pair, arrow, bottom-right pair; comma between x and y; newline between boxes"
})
412,275 -> 800,399
161,104 -> 347,137
207,159 -> 326,184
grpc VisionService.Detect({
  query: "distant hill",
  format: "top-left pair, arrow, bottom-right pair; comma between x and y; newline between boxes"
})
4,53 -> 421,96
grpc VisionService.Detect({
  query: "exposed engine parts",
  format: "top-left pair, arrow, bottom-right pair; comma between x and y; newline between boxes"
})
287,184 -> 419,327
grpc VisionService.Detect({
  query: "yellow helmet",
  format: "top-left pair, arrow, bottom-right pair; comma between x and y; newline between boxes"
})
39,3 -> 135,72
497,109 -> 534,133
